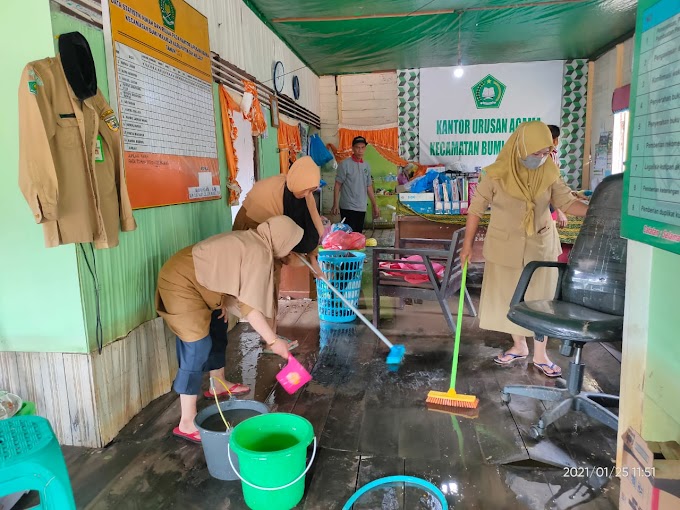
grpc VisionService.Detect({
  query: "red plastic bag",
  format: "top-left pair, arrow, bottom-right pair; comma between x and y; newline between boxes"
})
322,231 -> 366,250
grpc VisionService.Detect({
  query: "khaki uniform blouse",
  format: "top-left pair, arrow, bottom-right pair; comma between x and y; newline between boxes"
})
467,175 -> 576,268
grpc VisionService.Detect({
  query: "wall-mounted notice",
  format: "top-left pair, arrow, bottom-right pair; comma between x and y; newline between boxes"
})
104,0 -> 220,208
419,62 -> 563,169
622,0 -> 680,254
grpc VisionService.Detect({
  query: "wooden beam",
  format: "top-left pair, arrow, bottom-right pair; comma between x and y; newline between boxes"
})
582,60 -> 595,189
617,242 -> 653,468
616,43 -> 625,88
338,76 -> 344,125
273,0 -> 587,23
211,52 -> 320,128
273,9 -> 455,23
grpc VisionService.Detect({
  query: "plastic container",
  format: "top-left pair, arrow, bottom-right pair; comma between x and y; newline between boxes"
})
316,250 -> 365,323
276,355 -> 312,395
228,413 -> 315,510
194,400 -> 269,481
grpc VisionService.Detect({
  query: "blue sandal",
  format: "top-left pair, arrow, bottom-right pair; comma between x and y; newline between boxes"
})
533,362 -> 562,378
493,352 -> 528,365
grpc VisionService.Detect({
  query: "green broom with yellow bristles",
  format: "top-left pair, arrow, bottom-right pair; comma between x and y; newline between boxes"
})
426,261 -> 479,409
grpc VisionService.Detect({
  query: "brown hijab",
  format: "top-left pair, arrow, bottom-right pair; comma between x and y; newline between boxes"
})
483,121 -> 560,235
240,156 -> 320,224
192,216 -> 303,319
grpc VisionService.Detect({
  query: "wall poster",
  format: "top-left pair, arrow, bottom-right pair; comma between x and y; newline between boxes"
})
622,0 -> 680,254
419,62 -> 563,169
103,0 -> 220,208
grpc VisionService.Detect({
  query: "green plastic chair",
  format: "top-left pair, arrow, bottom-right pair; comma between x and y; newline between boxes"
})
0,416 -> 75,509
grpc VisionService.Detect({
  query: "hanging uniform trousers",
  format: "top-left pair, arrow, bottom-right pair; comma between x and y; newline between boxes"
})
18,56 -> 136,248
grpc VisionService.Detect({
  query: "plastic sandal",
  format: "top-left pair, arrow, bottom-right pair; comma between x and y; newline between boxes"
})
493,352 -> 528,365
203,383 -> 250,399
172,426 -> 201,444
533,362 -> 562,378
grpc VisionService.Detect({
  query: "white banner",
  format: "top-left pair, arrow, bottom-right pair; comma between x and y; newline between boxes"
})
419,62 -> 564,168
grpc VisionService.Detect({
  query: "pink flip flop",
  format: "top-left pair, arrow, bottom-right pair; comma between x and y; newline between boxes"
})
172,427 -> 201,444
203,383 -> 250,399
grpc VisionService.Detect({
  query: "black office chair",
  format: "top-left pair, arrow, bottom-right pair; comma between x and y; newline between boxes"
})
501,174 -> 626,440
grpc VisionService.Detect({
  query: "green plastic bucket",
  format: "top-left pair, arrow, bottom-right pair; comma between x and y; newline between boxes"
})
228,413 -> 316,510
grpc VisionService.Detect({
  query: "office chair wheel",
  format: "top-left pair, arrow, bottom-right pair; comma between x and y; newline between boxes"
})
501,392 -> 511,404
529,425 -> 544,440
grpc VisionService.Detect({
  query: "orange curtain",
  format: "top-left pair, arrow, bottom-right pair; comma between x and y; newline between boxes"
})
218,86 -> 242,205
278,119 -> 302,174
332,127 -> 428,176
242,80 -> 267,137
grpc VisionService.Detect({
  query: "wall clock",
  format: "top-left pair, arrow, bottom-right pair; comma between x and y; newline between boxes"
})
292,75 -> 300,100
273,61 -> 284,94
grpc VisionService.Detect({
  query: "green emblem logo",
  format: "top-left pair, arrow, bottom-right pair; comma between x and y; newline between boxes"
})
160,0 -> 176,31
472,74 -> 506,109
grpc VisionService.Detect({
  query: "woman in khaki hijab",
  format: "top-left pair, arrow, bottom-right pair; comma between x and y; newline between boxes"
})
233,156 -> 324,338
155,216 -> 303,443
461,121 -> 588,377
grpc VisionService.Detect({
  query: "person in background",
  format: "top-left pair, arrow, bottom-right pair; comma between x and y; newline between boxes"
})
156,216 -> 303,443
460,121 -> 588,378
330,136 -> 380,233
547,124 -> 569,228
233,156 -> 323,340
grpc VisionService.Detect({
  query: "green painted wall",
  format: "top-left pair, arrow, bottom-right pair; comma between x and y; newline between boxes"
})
643,248 -> 680,438
0,1 -> 87,353
258,106 -> 281,179
48,11 -> 233,352
0,9 -> 231,353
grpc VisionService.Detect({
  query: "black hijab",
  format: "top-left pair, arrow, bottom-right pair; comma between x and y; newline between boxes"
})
58,32 -> 97,100
283,186 -> 319,253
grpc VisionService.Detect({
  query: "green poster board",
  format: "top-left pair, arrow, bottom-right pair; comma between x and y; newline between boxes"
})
622,0 -> 680,255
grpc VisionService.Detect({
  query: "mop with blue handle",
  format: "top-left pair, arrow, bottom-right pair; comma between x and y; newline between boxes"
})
296,254 -> 406,365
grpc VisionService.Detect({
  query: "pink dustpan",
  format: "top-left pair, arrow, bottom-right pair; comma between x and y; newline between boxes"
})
276,355 -> 312,394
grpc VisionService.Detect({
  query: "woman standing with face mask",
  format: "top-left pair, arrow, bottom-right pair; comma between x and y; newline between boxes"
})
460,121 -> 588,377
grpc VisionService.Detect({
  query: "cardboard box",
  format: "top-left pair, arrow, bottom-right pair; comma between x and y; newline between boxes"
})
620,427 -> 680,510
399,192 -> 434,214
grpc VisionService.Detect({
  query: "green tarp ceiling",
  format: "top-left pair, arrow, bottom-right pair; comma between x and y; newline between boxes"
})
244,0 -> 637,75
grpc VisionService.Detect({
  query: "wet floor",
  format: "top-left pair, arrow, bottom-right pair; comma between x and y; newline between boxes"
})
20,229 -> 621,509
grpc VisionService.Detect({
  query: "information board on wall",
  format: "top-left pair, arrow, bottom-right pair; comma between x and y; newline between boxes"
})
622,0 -> 680,254
104,0 -> 220,209
419,62 -> 563,168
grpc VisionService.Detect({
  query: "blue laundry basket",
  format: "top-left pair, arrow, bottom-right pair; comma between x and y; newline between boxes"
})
316,250 -> 365,323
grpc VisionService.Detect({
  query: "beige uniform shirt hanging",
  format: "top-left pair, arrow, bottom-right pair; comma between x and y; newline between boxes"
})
18,56 -> 136,248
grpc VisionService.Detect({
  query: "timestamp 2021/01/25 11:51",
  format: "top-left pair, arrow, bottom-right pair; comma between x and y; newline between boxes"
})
563,466 -> 655,478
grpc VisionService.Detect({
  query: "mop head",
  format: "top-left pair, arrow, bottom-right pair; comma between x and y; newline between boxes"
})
386,345 -> 406,365
426,388 -> 479,409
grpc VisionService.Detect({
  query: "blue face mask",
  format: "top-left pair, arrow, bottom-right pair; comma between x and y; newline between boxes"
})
520,154 -> 548,169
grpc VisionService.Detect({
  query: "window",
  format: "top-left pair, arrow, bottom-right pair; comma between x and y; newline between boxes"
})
612,110 -> 629,175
